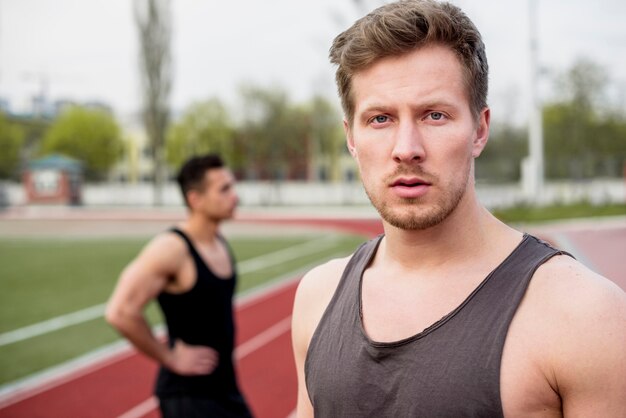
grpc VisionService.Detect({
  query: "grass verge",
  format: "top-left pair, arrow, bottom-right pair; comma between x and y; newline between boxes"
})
0,233 -> 366,385
492,202 -> 626,224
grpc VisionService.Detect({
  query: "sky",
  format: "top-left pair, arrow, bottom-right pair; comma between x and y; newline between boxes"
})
1,0 -> 625,127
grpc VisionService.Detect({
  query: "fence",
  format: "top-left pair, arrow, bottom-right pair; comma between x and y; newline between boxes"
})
2,179 -> 625,209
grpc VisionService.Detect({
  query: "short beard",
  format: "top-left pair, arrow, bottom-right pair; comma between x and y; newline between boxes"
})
364,166 -> 470,231
372,194 -> 462,230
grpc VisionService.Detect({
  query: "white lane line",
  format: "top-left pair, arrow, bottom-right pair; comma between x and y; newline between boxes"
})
116,316 -> 292,418
117,397 -> 158,418
0,266 -> 304,406
0,304 -> 106,347
237,235 -> 338,274
0,235 -> 336,346
0,340 -> 136,408
234,316 -> 292,359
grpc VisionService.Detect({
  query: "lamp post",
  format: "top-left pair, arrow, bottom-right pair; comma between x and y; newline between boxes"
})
526,0 -> 545,203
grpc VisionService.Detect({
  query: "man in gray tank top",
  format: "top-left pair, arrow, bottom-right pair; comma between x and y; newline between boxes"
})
291,1 -> 626,417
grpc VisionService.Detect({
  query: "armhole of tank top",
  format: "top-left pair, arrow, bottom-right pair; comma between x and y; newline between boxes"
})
525,243 -> 573,286
533,234 -> 576,261
169,229 -> 235,281
304,236 -> 382,372
216,233 -> 237,270
169,228 -> 195,254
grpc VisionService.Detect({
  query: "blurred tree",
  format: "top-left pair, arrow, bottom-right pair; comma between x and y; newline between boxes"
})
308,96 -> 345,181
476,122 -> 527,183
40,107 -> 123,180
135,0 -> 172,205
544,58 -> 626,179
166,99 -> 236,168
0,113 -> 25,179
238,85 -> 310,180
553,58 -> 608,112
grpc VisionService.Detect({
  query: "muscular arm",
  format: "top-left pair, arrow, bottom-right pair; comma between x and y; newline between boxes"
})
105,233 -> 217,375
554,263 -> 626,417
292,257 -> 350,418
524,256 -> 626,417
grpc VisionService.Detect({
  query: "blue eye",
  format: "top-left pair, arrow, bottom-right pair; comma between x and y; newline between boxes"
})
373,115 -> 388,124
430,112 -> 443,120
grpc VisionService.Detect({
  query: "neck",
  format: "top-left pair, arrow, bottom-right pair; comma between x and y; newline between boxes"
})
380,196 -> 509,271
180,212 -> 221,243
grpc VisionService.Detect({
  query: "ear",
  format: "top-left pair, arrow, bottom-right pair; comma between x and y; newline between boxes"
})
344,119 -> 357,159
186,189 -> 201,210
471,107 -> 490,158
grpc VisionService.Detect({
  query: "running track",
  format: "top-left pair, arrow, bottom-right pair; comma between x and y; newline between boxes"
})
0,216 -> 624,418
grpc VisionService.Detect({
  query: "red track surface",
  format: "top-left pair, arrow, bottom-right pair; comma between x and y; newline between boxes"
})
0,279 -> 301,418
0,218 -> 382,418
550,227 -> 626,290
0,217 -> 623,418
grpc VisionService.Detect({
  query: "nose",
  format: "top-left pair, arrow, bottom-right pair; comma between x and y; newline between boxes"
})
391,121 -> 425,163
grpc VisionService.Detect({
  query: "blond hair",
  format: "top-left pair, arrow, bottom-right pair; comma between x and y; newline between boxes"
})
330,0 -> 488,125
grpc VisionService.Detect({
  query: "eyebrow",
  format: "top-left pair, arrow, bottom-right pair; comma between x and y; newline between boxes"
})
358,99 -> 459,116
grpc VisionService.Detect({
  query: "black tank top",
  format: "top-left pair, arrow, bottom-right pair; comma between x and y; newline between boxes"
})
305,234 -> 570,417
155,228 -> 241,399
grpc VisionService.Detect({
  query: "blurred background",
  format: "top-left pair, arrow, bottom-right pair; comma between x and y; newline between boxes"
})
0,2 -> 624,416
0,0 -> 624,212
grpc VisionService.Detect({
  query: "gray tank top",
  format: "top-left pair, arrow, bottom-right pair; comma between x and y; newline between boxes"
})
305,234 -> 569,417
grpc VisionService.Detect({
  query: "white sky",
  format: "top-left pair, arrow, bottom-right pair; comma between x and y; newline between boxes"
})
1,0 -> 625,127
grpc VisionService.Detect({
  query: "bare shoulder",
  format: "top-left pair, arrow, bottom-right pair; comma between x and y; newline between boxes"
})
528,253 -> 626,319
142,230 -> 188,256
291,255 -> 352,418
136,230 -> 188,271
106,231 -> 190,319
292,256 -> 352,342
114,230 -> 189,288
295,256 -> 351,303
519,253 -> 626,413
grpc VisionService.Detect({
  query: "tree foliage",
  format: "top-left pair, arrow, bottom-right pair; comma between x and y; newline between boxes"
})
309,95 -> 346,181
40,107 -> 123,179
165,87 -> 346,182
476,123 -> 527,183
543,58 -> 626,179
166,99 -> 236,168
0,113 -> 25,179
477,58 -> 626,182
553,58 -> 608,112
237,85 -> 311,180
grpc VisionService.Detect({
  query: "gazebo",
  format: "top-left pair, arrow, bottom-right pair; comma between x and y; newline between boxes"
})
23,154 -> 83,205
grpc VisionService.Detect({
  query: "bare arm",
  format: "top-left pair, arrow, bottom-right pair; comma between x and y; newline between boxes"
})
534,257 -> 626,417
292,257 -> 350,418
105,233 -> 217,375
558,273 -> 626,416
292,273 -> 317,418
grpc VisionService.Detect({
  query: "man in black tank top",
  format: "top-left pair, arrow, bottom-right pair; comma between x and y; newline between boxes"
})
292,2 -> 626,417
107,154 -> 253,417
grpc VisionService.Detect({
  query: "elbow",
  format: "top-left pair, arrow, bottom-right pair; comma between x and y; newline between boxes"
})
104,303 -> 124,330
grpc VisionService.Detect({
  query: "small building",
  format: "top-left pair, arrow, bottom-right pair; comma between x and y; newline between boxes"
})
23,154 -> 83,205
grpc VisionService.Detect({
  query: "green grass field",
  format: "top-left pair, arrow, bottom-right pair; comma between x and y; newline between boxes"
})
4,201 -> 621,387
0,232 -> 367,386
493,201 -> 626,223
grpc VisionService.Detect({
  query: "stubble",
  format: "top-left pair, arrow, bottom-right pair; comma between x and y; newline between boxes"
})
364,165 -> 471,231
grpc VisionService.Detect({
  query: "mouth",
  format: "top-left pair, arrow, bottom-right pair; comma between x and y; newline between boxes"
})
390,178 -> 431,188
388,177 -> 432,199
